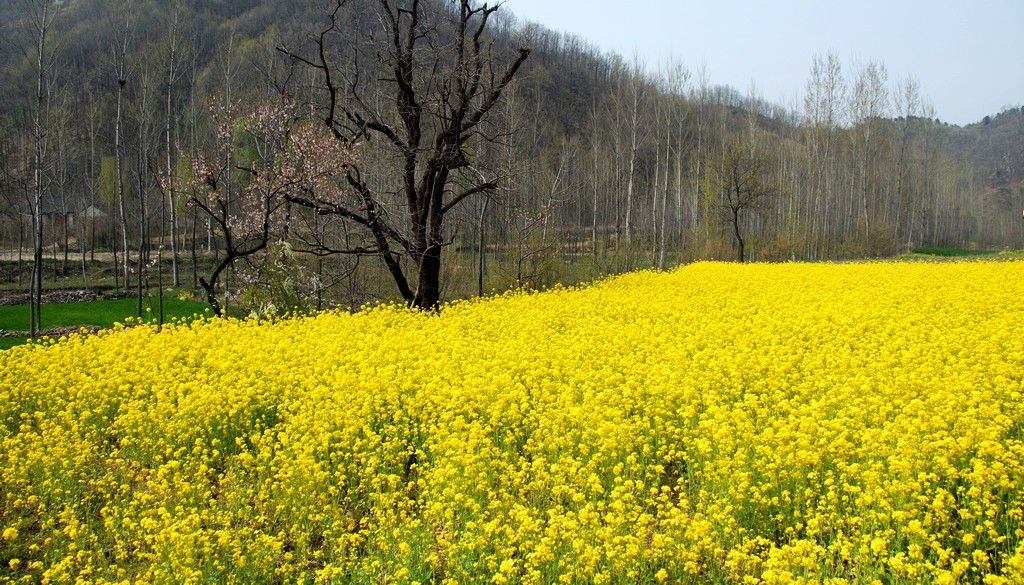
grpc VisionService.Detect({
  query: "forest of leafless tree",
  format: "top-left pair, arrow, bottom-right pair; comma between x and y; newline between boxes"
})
1,0 -> 1021,314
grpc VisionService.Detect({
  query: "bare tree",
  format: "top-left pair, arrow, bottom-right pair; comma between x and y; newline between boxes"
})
161,0 -> 186,287
803,51 -> 844,258
132,48 -> 162,317
0,116 -> 34,291
893,74 -> 920,246
660,58 -> 689,269
106,0 -> 137,290
280,0 -> 529,309
20,0 -> 61,337
50,88 -> 74,279
849,59 -> 890,238
691,60 -> 712,249
621,53 -> 648,270
701,135 -> 780,262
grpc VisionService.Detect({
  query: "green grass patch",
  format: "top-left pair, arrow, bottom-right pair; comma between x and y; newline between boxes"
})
0,337 -> 26,350
0,297 -> 211,349
910,247 -> 1000,257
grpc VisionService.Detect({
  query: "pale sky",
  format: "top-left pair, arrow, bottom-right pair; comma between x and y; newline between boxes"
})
502,0 -> 1024,126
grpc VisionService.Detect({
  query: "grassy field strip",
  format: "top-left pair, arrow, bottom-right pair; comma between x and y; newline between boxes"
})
0,298 -> 210,350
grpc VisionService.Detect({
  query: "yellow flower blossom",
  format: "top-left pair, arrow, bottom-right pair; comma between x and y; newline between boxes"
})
1,261 -> 1023,583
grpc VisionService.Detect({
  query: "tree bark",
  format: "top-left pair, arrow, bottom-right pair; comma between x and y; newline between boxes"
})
731,206 -> 745,263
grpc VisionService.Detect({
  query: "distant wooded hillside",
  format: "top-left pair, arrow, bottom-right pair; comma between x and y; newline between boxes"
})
1,0 -> 1021,311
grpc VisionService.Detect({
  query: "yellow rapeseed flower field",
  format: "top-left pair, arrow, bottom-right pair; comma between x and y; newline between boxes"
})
2,261 -> 1024,584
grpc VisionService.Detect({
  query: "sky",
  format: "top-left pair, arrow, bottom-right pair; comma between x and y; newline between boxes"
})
502,0 -> 1024,126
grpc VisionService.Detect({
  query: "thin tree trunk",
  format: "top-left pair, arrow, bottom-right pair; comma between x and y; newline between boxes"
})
80,219 -> 89,290
111,1 -> 135,290
477,196 -> 489,297
61,214 -> 68,276
115,84 -> 129,288
659,118 -> 671,269
30,1 -> 56,338
624,113 -> 638,270
112,219 -> 119,290
17,216 -> 24,288
165,4 -> 180,287
651,107 -> 661,267
591,106 -> 600,258
191,206 -> 198,289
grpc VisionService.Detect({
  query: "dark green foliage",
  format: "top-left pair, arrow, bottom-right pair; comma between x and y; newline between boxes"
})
910,247 -> 1000,257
